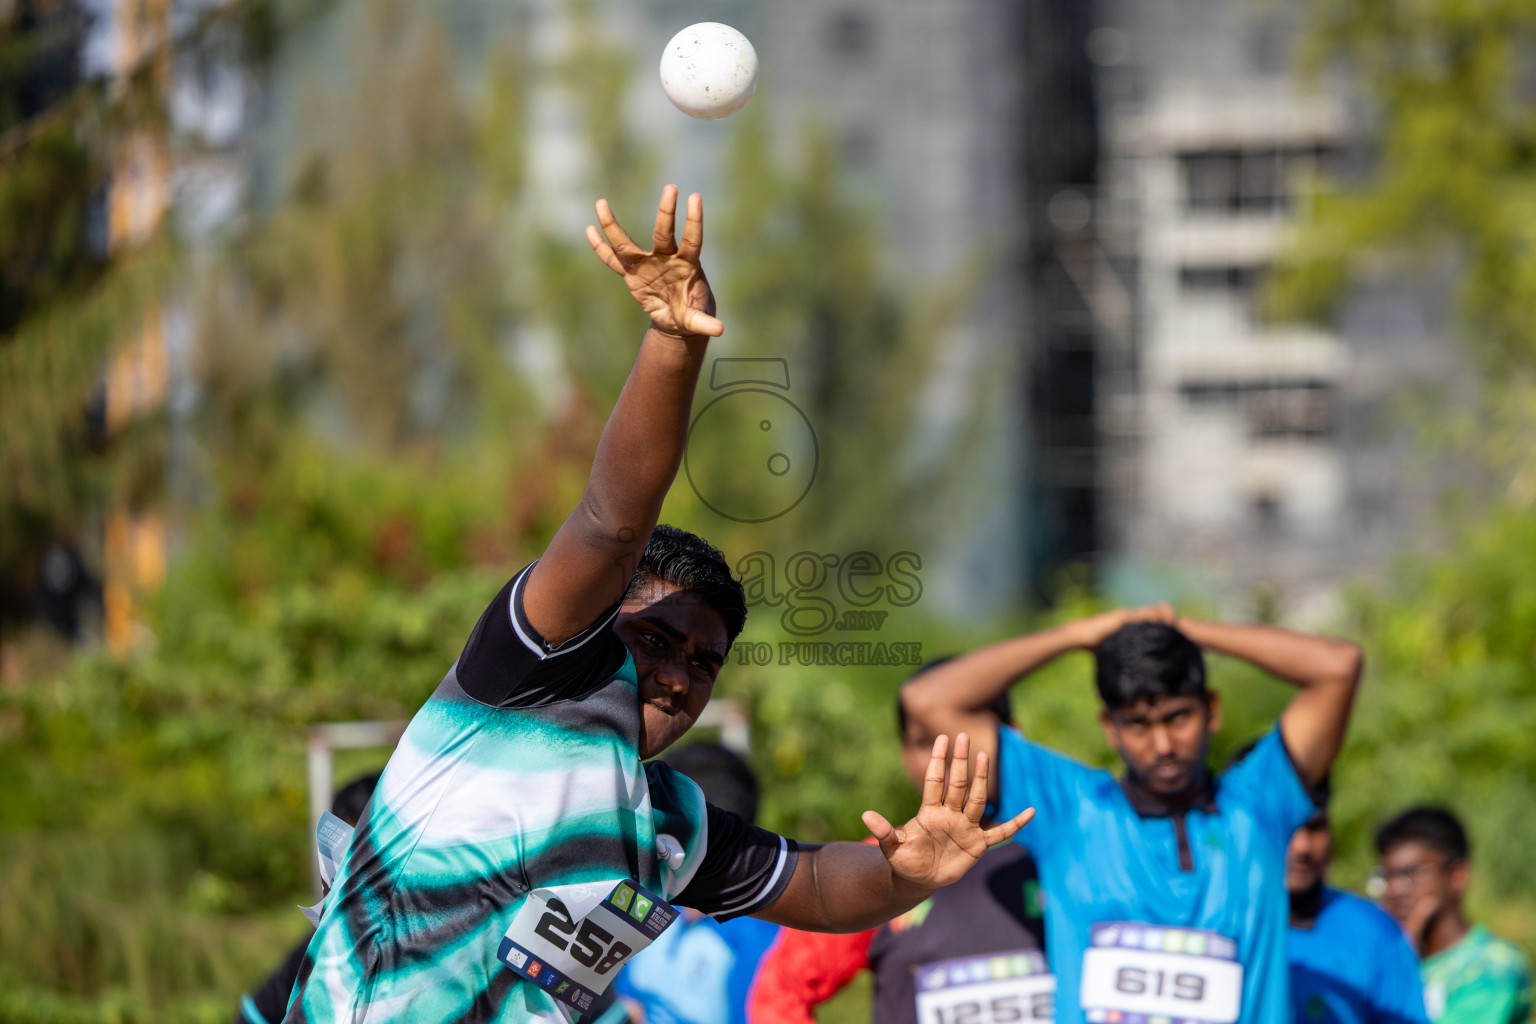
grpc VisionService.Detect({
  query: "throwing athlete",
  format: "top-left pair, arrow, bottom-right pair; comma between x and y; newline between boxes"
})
281,187 -> 1035,1024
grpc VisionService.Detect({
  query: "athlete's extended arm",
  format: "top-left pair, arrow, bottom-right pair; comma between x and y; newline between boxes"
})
899,606 -> 1175,801
1174,616 -> 1361,789
756,734 -> 1035,933
522,187 -> 724,646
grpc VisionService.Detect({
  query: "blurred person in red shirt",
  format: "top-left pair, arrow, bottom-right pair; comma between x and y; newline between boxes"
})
748,663 -> 1051,1024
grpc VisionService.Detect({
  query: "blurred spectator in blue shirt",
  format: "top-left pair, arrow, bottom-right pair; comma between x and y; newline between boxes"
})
1286,781 -> 1427,1024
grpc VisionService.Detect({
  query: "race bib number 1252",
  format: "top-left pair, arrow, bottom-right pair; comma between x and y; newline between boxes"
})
914,950 -> 1055,1024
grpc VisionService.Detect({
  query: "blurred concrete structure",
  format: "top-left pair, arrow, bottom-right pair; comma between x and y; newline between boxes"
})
748,0 -> 1036,613
744,0 -> 1463,617
71,0 -> 1466,625
1085,0 -> 1462,618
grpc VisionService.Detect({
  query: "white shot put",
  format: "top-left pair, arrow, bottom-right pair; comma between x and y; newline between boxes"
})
659,22 -> 758,120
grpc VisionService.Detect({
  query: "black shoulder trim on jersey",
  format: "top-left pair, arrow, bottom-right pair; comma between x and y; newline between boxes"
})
508,561 -> 624,661
676,805 -> 801,922
716,835 -> 798,919
454,569 -> 630,709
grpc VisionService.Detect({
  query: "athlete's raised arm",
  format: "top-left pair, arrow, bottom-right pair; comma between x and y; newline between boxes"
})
1173,616 -> 1362,788
899,606 -> 1175,801
756,733 -> 1035,932
523,186 -> 724,646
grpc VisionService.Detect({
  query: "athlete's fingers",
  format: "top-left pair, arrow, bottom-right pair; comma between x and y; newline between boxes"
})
981,806 -> 1036,847
964,749 -> 991,822
586,225 -> 628,276
862,810 -> 899,857
920,734 -> 950,810
678,192 -> 705,262
680,308 -> 725,337
594,198 -> 646,258
943,732 -> 972,812
651,185 -> 679,254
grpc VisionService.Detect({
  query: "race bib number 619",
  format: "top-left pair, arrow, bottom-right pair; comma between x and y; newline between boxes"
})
1080,922 -> 1243,1024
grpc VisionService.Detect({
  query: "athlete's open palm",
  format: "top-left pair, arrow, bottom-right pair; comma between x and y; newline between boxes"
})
863,733 -> 1035,890
587,185 -> 724,339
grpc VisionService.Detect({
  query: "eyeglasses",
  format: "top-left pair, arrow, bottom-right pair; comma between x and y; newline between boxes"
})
1367,860 -> 1449,894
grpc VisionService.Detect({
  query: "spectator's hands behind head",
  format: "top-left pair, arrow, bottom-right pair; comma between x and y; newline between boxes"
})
586,185 -> 724,340
1071,603 -> 1179,650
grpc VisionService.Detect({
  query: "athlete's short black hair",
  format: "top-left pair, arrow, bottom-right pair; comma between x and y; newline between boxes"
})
331,771 -> 382,827
1095,623 -> 1207,710
895,657 -> 1013,737
628,524 -> 748,645
1375,807 -> 1469,863
663,743 -> 760,823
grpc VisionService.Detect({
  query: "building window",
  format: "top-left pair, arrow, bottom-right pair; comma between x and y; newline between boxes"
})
1178,145 -> 1337,214
1246,22 -> 1288,76
1251,492 -> 1284,537
827,11 -> 874,58
843,125 -> 878,169
1179,378 -> 1336,439
1179,264 -> 1263,295
1178,263 -> 1266,317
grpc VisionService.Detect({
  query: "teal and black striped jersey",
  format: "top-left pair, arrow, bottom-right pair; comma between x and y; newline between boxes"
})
283,564 -> 798,1024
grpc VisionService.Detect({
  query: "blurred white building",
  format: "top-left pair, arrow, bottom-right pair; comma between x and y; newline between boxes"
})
725,0 -> 1466,619
1092,0 -> 1463,618
69,0 -> 1463,625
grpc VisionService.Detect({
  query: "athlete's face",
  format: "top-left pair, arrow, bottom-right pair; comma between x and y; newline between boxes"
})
613,581 -> 729,760
1286,811 -> 1334,893
1099,693 -> 1220,799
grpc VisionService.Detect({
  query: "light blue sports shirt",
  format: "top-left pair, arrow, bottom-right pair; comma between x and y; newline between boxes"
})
995,725 -> 1316,1024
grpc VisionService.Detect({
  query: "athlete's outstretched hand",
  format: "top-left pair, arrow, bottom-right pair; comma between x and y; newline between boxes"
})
862,733 -> 1035,891
586,185 -> 724,339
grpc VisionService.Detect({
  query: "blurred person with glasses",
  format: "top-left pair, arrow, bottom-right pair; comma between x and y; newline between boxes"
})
1373,808 -> 1532,1024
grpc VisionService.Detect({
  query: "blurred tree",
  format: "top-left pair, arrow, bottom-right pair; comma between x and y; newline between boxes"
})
1276,0 -> 1536,952
0,0 -> 1006,1018
0,0 -> 115,629
0,0 -> 328,632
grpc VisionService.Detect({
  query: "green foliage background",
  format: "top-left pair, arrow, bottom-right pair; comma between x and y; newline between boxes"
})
1,0 -> 1535,1021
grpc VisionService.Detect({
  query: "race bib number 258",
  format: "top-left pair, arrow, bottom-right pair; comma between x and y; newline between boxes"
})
497,880 -> 675,1018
